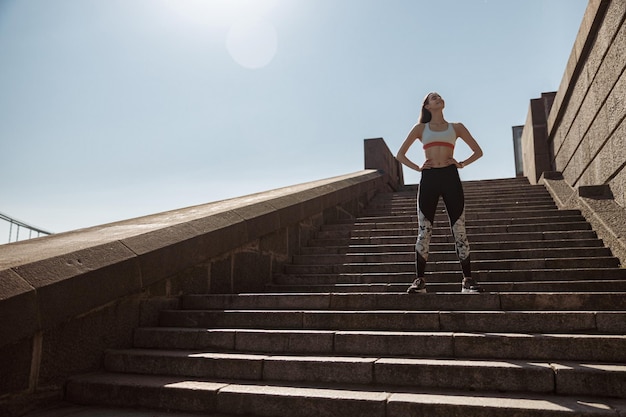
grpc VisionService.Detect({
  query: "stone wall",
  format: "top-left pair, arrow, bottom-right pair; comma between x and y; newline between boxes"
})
547,0 -> 626,205
521,92 -> 556,184
364,138 -> 404,188
524,0 -> 626,267
0,146 -> 396,416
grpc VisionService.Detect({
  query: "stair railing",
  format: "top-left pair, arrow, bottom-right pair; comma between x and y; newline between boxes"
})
0,211 -> 53,244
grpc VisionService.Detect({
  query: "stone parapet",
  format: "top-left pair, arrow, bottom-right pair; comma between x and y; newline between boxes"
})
364,138 -> 403,190
546,0 -> 626,205
541,171 -> 626,267
0,169 -> 388,416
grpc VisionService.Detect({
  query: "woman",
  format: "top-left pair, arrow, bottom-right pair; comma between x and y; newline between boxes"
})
396,92 -> 484,293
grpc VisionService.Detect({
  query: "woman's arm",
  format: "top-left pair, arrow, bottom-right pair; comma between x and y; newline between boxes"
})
453,122 -> 483,168
396,123 -> 427,172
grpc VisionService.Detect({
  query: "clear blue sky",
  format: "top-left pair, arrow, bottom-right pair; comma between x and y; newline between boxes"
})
0,0 -> 588,242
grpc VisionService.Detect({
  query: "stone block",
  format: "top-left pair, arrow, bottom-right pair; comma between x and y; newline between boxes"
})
439,311 -> 597,333
263,355 -> 375,384
334,331 -> 454,357
65,373 -> 226,412
554,362 -> 626,398
168,264 -> 210,297
233,201 -> 281,240
0,269 -> 38,345
232,249 -> 271,293
209,254 -> 232,294
11,242 -> 141,330
259,228 -> 288,259
122,213 -> 247,288
0,337 -> 32,396
139,297 -> 180,327
37,296 -> 139,387
235,330 -> 335,354
216,384 -> 387,417
596,312 -> 626,334
375,358 -> 554,393
578,184 -> 614,199
105,350 -> 266,380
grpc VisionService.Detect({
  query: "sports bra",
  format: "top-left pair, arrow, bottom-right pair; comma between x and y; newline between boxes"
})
421,122 -> 457,150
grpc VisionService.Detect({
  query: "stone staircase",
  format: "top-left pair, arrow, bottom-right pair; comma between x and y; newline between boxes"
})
65,177 -> 626,416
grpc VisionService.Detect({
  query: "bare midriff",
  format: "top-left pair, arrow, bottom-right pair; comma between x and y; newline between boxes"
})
424,145 -> 455,168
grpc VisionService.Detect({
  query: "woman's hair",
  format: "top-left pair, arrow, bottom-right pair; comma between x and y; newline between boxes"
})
418,93 -> 433,123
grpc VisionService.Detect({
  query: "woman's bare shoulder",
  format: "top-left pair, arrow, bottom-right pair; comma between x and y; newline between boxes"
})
451,122 -> 468,135
412,122 -> 426,136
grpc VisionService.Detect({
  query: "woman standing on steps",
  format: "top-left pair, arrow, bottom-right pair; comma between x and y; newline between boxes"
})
396,92 -> 484,293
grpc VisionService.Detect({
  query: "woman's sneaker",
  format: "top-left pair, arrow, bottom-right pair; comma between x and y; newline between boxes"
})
462,277 -> 484,293
407,277 -> 427,293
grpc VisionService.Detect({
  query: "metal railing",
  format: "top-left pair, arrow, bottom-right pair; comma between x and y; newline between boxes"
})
0,211 -> 53,244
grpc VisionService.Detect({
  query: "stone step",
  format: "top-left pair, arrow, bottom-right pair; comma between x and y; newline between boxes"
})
180,292 -> 626,311
307,230 -> 600,247
292,247 -> 612,264
370,197 -> 554,208
370,187 -> 550,198
133,327 -> 626,362
267,279 -> 626,294
331,209 -> 583,224
363,201 -> 558,215
102,349 -> 626,398
65,373 -> 626,417
315,222 -> 592,240
301,239 -> 605,255
283,257 -> 620,275
157,309 -> 626,334
277,268 -> 626,282
321,215 -> 587,232
272,269 -> 626,285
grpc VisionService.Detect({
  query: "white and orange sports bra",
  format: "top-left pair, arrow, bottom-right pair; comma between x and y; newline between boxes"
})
421,122 -> 457,150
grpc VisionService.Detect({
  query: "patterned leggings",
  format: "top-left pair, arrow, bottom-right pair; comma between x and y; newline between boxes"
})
416,164 -> 471,278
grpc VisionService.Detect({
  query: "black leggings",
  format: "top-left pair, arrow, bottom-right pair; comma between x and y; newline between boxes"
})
416,164 -> 471,278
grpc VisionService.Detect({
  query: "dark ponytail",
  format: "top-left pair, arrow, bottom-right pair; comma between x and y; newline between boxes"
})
418,93 -> 432,123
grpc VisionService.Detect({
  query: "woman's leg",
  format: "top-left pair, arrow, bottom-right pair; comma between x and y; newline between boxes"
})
408,172 -> 441,293
415,170 -> 441,276
440,166 -> 472,277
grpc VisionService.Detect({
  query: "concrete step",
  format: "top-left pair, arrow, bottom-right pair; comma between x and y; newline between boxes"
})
331,209 -> 583,224
314,224 -> 594,241
273,268 -> 626,285
133,327 -> 626,362
283,257 -> 620,275
324,215 -> 588,231
307,230 -> 600,246
65,373 -> 626,417
368,188 -> 551,200
315,222 -> 592,239
364,198 -> 557,211
363,202 -> 558,216
157,309 -> 626,334
102,349 -> 626,398
301,239 -> 604,255
268,279 -> 626,294
180,292 -> 626,311
292,247 -> 612,264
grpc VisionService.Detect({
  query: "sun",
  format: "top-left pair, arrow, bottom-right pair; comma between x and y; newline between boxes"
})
226,16 -> 277,69
161,0 -> 279,69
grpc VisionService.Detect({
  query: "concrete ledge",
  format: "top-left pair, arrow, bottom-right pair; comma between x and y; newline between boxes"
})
578,184 -> 614,199
540,171 -> 626,266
